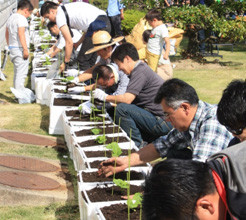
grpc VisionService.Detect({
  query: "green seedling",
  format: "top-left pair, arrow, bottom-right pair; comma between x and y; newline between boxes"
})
91,128 -> 101,135
127,192 -> 143,219
106,142 -> 122,194
61,76 -> 75,82
42,56 -> 51,66
44,35 -> 52,41
95,135 -> 107,144
39,30 -> 45,36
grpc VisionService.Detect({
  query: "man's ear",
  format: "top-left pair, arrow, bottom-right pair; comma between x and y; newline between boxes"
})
196,197 -> 215,216
180,103 -> 191,115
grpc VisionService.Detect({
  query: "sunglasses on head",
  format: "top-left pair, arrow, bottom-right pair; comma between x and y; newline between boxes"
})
226,126 -> 244,135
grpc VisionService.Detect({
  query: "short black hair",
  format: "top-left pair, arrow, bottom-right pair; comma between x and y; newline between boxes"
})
111,43 -> 139,62
154,78 -> 199,107
92,65 -> 112,81
217,79 -> 246,130
145,9 -> 162,21
143,159 -> 216,220
40,1 -> 58,16
142,29 -> 152,43
47,21 -> 57,31
17,0 -> 34,11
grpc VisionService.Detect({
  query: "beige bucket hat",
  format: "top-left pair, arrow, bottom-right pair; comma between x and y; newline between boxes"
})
85,31 -> 124,55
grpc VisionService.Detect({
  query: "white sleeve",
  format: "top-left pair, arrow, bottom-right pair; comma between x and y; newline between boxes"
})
56,6 -> 67,29
17,16 -> 28,28
56,36 -> 65,49
161,25 -> 169,38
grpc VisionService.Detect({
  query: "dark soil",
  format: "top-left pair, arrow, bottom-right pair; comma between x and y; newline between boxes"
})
66,110 -> 102,118
53,98 -> 82,106
75,126 -> 120,136
54,89 -> 90,96
40,40 -> 56,44
37,45 -> 54,50
100,203 -> 143,220
88,160 -> 146,169
82,170 -> 145,182
84,149 -> 136,158
69,116 -> 103,122
78,136 -> 129,148
86,184 -> 143,202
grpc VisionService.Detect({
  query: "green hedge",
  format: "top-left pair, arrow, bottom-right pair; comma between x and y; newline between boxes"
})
121,9 -> 146,35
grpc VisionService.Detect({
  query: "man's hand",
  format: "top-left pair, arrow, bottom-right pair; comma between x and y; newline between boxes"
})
23,49 -> 29,60
68,86 -> 85,94
163,53 -> 169,60
73,41 -> 81,50
60,62 -> 66,72
79,101 -> 94,114
98,156 -> 129,177
92,89 -> 108,102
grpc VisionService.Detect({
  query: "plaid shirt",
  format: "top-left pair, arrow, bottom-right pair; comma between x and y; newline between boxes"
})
153,100 -> 233,162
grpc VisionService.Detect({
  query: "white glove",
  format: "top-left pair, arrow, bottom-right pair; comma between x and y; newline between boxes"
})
68,86 -> 85,94
69,76 -> 80,84
64,69 -> 79,77
78,101 -> 94,114
92,89 -> 108,102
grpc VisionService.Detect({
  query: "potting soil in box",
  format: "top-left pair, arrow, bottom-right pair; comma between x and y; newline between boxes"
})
84,149 -> 137,158
49,97 -> 84,135
78,136 -> 129,148
100,203 -> 143,220
82,170 -> 145,182
75,125 -> 121,137
83,183 -> 143,203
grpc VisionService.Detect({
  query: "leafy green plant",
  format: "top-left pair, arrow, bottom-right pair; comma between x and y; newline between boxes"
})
91,128 -> 102,135
42,56 -> 51,66
106,141 -> 122,194
40,44 -> 50,50
39,30 -> 45,36
61,76 -> 75,82
127,192 -> 143,219
44,35 -> 52,42
95,135 -> 107,144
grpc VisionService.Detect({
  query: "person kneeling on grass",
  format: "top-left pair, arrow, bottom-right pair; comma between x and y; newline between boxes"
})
98,78 -> 232,178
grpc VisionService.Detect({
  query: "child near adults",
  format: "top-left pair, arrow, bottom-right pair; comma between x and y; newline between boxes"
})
144,9 -> 171,72
141,29 -> 173,81
5,0 -> 35,104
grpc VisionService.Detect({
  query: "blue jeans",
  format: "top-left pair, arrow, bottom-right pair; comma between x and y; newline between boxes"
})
115,103 -> 172,147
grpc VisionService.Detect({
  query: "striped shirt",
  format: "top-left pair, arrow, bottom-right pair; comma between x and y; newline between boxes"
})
153,100 -> 233,162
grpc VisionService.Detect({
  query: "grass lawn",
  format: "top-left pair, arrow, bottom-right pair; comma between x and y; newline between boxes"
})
0,37 -> 245,219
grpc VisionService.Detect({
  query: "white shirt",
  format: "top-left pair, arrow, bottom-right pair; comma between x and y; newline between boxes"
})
147,24 -> 168,56
6,13 -> 29,48
56,28 -> 82,51
56,2 -> 106,32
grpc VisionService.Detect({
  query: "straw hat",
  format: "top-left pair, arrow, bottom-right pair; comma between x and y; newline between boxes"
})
85,31 -> 124,55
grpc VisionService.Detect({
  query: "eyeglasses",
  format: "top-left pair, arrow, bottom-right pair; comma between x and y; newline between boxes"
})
225,126 -> 244,135
163,106 -> 181,120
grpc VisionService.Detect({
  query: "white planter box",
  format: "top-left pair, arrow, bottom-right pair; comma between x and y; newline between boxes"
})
78,181 -> 143,220
49,95 -> 90,135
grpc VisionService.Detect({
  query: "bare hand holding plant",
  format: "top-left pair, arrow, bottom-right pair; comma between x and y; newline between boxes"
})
98,156 -> 129,177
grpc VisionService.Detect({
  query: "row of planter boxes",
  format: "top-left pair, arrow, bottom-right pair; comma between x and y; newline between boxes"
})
30,15 -> 150,220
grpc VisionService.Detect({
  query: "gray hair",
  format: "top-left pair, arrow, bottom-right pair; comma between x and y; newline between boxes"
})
167,100 -> 189,109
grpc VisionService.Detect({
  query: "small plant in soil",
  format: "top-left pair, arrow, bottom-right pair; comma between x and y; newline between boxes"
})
91,128 -> 102,135
42,56 -> 51,66
61,76 -> 75,83
40,44 -> 50,51
44,35 -> 52,42
106,141 -> 122,194
39,30 -> 45,36
127,192 -> 143,220
95,135 -> 107,144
